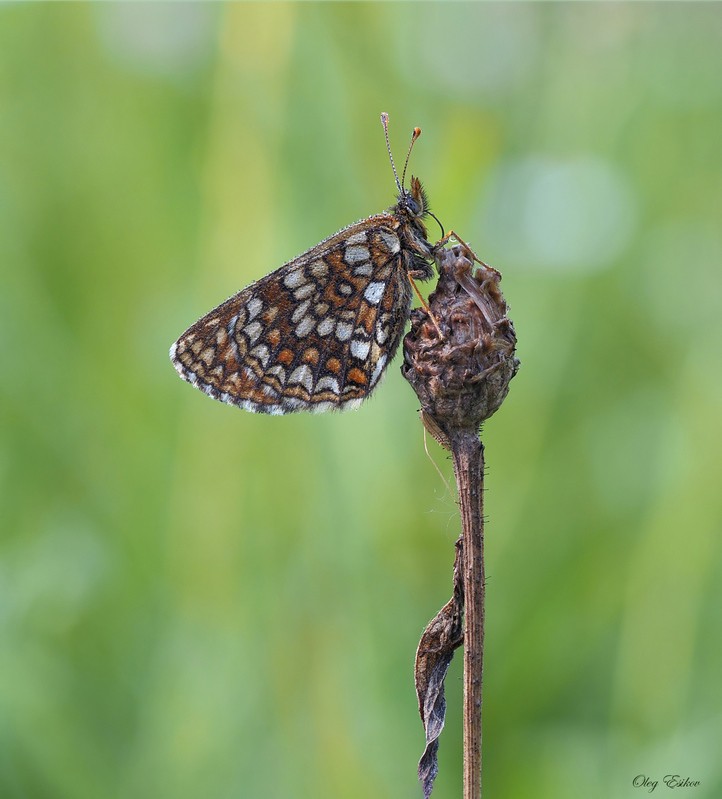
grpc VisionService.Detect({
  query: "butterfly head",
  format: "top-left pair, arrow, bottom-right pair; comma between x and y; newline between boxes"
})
396,175 -> 430,220
381,114 -> 442,241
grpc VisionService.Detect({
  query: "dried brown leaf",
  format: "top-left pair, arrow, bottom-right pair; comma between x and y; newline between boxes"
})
415,538 -> 464,798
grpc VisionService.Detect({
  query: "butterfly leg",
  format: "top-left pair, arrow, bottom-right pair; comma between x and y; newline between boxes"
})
408,272 -> 443,338
434,230 -> 500,277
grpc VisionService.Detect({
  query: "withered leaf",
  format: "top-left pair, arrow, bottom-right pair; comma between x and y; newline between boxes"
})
415,538 -> 464,798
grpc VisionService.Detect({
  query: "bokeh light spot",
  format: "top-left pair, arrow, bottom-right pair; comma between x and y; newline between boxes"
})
95,4 -> 216,78
482,156 -> 637,273
414,4 -> 540,96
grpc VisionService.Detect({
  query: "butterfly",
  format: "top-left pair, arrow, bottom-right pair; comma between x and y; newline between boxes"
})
169,113 -> 441,414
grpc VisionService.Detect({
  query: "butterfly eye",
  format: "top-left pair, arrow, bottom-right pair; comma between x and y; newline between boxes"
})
404,193 -> 424,216
408,177 -> 429,218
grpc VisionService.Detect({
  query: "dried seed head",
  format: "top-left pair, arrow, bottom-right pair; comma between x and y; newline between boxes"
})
402,244 -> 519,444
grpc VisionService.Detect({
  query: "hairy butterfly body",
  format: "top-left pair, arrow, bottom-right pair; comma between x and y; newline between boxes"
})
170,115 -> 436,414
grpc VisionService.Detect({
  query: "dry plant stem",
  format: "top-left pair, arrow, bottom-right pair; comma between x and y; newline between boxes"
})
451,431 -> 485,799
403,244 -> 518,799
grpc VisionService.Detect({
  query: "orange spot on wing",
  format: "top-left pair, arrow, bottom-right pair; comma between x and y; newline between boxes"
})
326,358 -> 341,373
357,302 -> 376,334
302,348 -> 320,366
347,368 -> 367,385
326,250 -> 346,270
277,349 -> 294,365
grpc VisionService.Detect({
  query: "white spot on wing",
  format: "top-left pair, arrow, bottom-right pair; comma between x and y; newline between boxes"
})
371,354 -> 387,386
346,231 -> 367,245
309,260 -> 328,278
350,339 -> 370,360
289,364 -> 313,393
364,281 -> 385,305
345,245 -> 370,264
291,299 -> 311,324
335,321 -> 353,341
244,321 -> 262,343
379,231 -> 401,253
283,268 -> 305,289
294,283 -> 315,300
295,316 -> 315,337
246,297 -> 263,319
250,344 -> 270,367
341,397 -> 364,411
317,318 -> 334,336
316,376 -> 340,394
310,401 -> 335,414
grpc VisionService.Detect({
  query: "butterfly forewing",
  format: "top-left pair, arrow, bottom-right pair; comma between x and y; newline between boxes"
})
170,216 -> 415,414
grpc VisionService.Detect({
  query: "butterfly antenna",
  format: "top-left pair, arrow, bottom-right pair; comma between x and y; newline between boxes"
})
401,127 -> 421,191
380,112 -> 401,193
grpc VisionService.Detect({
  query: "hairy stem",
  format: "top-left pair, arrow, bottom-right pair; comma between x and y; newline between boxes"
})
451,431 -> 485,799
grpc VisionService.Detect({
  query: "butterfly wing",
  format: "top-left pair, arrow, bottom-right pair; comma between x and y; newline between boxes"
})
170,216 -> 414,414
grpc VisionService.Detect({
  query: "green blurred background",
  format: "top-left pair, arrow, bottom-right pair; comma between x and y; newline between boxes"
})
1,3 -> 721,798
